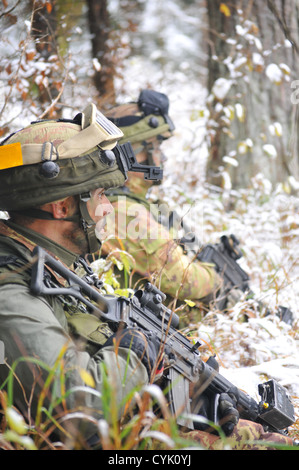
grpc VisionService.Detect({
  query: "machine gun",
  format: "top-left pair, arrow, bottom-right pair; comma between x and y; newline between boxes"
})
30,246 -> 295,434
195,234 -> 251,311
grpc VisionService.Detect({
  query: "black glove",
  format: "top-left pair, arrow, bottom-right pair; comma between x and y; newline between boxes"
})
104,328 -> 163,380
218,392 -> 239,436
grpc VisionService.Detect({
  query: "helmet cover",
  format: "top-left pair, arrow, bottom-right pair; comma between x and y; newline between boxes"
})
0,118 -> 125,211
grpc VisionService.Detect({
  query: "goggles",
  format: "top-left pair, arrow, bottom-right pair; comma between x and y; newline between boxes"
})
0,103 -> 124,171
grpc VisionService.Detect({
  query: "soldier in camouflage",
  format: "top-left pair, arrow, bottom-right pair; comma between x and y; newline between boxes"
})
103,90 -> 294,449
0,105 -> 152,444
186,421 -> 294,450
103,90 -> 221,314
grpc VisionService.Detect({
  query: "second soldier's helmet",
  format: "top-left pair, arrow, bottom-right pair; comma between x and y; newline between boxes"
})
106,89 -> 175,145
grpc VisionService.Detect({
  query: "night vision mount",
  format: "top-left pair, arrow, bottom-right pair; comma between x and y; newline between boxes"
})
101,141 -> 163,181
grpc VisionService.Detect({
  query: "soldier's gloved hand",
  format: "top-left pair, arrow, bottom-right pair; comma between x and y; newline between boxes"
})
104,328 -> 163,381
218,392 -> 239,436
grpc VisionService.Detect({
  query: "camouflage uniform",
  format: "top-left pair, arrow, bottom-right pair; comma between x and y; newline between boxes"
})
0,220 -> 149,430
0,225 -> 293,450
102,180 -> 220,303
184,420 -> 293,450
102,92 -> 294,450
0,99 -> 292,450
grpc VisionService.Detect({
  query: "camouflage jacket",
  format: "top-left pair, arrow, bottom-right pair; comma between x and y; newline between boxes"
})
102,186 -> 220,305
0,220 -> 148,440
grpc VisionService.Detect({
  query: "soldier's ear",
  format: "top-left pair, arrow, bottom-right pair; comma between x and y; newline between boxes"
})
48,198 -> 73,220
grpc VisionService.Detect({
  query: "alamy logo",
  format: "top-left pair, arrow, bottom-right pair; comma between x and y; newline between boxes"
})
94,196 -> 205,246
0,340 -> 4,364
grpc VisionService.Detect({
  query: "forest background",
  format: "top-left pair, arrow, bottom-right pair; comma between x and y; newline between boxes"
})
0,0 -> 299,449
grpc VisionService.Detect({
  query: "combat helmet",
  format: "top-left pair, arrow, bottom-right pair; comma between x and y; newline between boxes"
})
0,103 -> 126,253
106,89 -> 175,146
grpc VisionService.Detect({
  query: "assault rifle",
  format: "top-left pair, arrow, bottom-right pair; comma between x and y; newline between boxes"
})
30,246 -> 295,434
179,229 -> 293,324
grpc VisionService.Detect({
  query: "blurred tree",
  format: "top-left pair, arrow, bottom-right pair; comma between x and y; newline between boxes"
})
205,0 -> 299,189
86,0 -> 117,107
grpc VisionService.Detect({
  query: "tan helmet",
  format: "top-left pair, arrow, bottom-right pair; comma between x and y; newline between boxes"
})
106,89 -> 175,145
0,104 -> 126,212
0,104 -> 127,253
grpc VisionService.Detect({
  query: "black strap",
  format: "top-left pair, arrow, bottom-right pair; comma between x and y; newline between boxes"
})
9,209 -> 80,223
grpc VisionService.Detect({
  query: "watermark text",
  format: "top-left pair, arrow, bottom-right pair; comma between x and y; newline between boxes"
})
95,196 -> 205,249
291,80 -> 299,104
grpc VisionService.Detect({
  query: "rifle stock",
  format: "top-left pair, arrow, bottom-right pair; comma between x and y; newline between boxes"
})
30,246 -> 295,433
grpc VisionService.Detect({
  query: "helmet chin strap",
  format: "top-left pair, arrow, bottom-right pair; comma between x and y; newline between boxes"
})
78,193 -> 101,254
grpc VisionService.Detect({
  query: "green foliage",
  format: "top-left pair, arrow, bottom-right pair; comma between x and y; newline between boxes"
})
0,352 -> 203,450
91,248 -> 135,295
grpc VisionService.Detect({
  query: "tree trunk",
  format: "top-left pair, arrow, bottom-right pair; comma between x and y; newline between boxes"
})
30,0 -> 61,117
86,0 -> 116,107
205,0 -> 299,189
